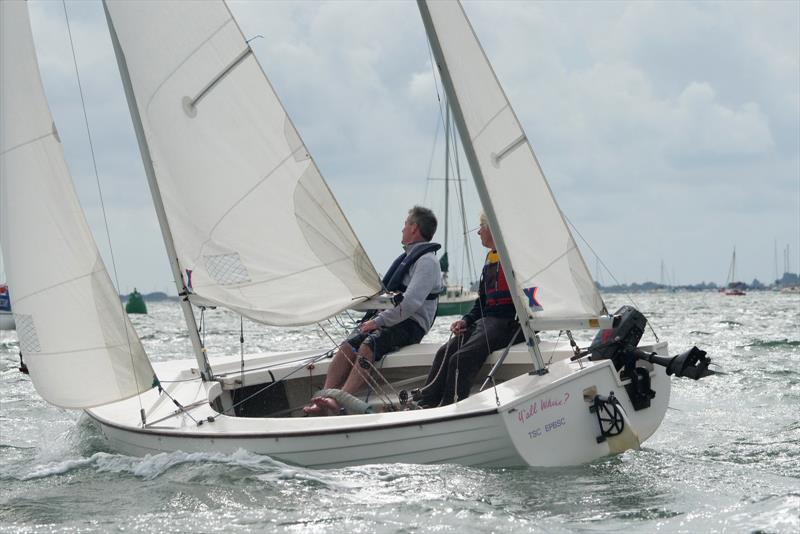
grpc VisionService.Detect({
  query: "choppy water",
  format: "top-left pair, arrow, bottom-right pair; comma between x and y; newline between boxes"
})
1,292 -> 798,533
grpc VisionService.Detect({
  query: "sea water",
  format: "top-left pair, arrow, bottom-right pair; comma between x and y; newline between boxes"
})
1,292 -> 798,533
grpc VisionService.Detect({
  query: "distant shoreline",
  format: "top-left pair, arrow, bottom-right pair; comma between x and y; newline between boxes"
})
117,272 -> 799,300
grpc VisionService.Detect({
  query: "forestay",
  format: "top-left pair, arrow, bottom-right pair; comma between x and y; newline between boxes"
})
104,1 -> 381,326
420,2 -> 605,324
0,0 -> 155,408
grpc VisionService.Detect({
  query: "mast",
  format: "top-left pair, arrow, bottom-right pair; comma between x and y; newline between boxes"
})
102,1 -> 212,380
417,0 -> 546,372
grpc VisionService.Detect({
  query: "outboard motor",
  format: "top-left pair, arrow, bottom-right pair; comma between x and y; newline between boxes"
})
588,305 -> 714,411
589,305 -> 647,369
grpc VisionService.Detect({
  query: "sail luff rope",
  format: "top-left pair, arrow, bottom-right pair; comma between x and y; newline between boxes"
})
563,214 -> 660,342
449,111 -> 478,287
422,116 -> 442,206
61,0 -> 147,422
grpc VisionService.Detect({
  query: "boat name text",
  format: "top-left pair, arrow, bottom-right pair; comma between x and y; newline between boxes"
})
517,392 -> 570,424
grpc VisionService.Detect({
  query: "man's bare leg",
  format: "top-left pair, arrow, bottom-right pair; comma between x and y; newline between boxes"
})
323,343 -> 357,390
304,343 -> 356,415
340,343 -> 375,395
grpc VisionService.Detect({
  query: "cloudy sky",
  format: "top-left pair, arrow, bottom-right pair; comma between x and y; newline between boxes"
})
21,0 -> 800,294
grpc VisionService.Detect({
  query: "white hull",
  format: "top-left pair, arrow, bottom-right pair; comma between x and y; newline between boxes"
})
86,341 -> 670,468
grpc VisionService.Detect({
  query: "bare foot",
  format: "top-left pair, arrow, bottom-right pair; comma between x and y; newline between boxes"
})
315,396 -> 341,415
303,396 -> 342,416
302,402 -> 324,416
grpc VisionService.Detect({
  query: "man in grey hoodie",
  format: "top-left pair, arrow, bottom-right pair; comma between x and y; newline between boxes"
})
304,206 -> 442,415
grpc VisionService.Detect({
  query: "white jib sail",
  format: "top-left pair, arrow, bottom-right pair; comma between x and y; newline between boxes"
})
421,1 -> 605,323
0,0 -> 156,408
104,1 -> 381,326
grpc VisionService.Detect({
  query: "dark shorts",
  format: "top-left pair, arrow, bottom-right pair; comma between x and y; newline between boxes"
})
346,318 -> 426,362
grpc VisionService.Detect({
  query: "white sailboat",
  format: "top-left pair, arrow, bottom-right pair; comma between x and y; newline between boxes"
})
432,104 -> 478,316
1,0 -> 713,468
723,248 -> 746,296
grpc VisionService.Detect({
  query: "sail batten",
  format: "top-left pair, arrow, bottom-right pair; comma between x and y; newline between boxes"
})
104,1 -> 381,326
0,0 -> 156,408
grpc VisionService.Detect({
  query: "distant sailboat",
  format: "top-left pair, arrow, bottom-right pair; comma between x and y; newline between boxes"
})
723,248 -> 746,296
433,103 -> 478,316
0,284 -> 14,330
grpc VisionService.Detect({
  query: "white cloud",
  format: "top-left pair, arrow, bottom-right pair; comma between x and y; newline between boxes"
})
666,82 -> 774,161
21,0 -> 799,291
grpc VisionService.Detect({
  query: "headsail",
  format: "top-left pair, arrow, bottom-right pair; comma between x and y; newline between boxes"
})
418,1 -> 605,326
104,1 -> 381,326
0,0 -> 155,408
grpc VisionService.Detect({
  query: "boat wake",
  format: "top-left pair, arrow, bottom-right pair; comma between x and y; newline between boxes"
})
8,448 -> 352,486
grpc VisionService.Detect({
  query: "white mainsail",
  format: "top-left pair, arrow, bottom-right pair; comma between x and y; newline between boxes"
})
419,1 -> 605,325
0,0 -> 155,408
104,1 -> 381,326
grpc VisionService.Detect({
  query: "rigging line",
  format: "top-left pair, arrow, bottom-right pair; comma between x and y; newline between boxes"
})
450,115 -> 478,285
239,315 -> 245,388
325,333 -> 394,408
314,323 -> 395,407
143,399 -> 207,427
425,39 -> 451,166
154,385 -> 201,426
317,321 -> 344,352
563,214 -> 660,342
61,0 -> 146,420
360,356 -> 404,403
424,37 -> 444,116
423,115 -> 442,206
324,327 -> 393,408
546,331 -> 564,367
221,349 -> 333,415
349,355 -> 395,408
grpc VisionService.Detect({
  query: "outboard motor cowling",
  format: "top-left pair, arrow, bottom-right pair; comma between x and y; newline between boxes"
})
589,305 -> 646,370
589,306 -> 654,411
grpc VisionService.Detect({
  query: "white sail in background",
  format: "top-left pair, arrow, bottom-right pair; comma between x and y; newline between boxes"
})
0,0 -> 155,408
420,1 -> 605,323
104,1 -> 381,326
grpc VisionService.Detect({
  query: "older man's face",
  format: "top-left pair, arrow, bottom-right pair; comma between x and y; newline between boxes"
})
478,223 -> 495,249
401,216 -> 418,246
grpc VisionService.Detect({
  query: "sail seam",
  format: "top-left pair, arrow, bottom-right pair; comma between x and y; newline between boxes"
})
0,132 -> 54,157
201,147 -> 302,245
21,342 -> 142,358
191,255 -> 355,292
518,245 -> 576,287
9,266 -> 104,305
470,104 -> 510,143
144,17 -> 236,112
295,180 -> 355,248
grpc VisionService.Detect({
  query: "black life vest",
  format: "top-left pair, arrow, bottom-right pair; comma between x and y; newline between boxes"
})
382,242 -> 441,301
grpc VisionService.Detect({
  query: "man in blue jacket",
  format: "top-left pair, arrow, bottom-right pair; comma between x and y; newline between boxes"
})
305,206 -> 443,415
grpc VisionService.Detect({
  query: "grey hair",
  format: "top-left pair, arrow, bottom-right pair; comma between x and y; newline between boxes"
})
408,206 -> 438,241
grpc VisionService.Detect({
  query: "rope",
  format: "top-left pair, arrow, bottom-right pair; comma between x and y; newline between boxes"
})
221,349 -> 334,416
564,214 -> 660,343
239,315 -> 245,387
61,1 -> 146,424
